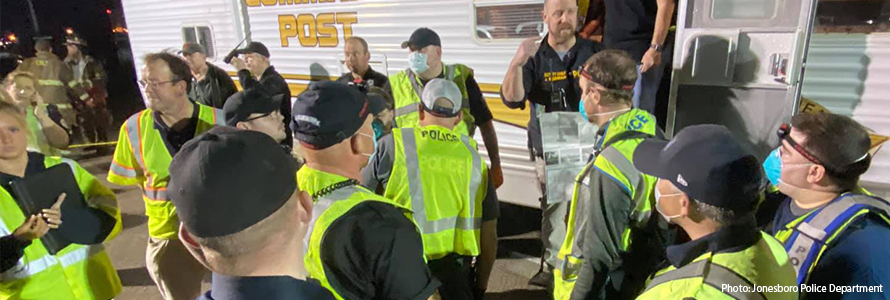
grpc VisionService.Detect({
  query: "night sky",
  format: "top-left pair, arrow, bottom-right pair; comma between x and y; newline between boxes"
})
1,0 -> 144,121
2,0 -> 120,59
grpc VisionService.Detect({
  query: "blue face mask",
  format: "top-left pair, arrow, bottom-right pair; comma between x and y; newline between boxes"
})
407,52 -> 429,74
763,147 -> 782,186
579,95 -> 589,121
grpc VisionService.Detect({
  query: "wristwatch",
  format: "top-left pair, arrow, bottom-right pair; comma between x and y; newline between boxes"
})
650,44 -> 664,52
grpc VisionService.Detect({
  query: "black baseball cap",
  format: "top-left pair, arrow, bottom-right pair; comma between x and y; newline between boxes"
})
234,41 -> 271,58
633,124 -> 763,212
291,81 -> 385,150
179,42 -> 206,56
401,28 -> 441,50
223,88 -> 285,126
168,126 -> 297,238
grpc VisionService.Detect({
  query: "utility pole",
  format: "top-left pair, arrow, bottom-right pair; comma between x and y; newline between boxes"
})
26,0 -> 41,34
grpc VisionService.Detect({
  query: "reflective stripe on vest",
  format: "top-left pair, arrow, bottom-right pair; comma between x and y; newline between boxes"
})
553,146 -> 645,300
552,159 -> 596,299
124,112 -> 148,171
0,156 -> 122,300
776,194 -> 890,284
1,245 -> 105,281
553,109 -> 658,300
304,184 -> 411,300
120,104 -> 223,239
391,65 -> 475,136
642,259 -> 766,300
38,79 -> 64,86
399,128 -> 484,234
399,65 -> 466,116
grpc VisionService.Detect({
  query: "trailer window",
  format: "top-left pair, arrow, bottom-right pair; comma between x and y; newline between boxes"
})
814,0 -> 889,33
182,26 -> 216,58
474,0 -> 545,41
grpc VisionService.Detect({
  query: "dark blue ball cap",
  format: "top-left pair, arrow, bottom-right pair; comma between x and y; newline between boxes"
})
401,27 -> 441,50
168,126 -> 297,238
291,81 -> 384,150
633,124 -> 764,212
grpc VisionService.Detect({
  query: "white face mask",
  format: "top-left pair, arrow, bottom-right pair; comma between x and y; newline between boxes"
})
654,187 -> 683,223
407,52 -> 429,74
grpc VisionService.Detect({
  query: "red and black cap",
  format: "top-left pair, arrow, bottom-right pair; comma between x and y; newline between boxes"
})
291,81 -> 385,150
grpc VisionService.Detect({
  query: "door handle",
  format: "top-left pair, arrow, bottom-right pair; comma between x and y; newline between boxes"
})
770,53 -> 789,82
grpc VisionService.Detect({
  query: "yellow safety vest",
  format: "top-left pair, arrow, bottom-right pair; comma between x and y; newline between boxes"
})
773,193 -> 890,286
107,104 -> 223,239
0,156 -> 122,300
298,166 -> 416,300
383,125 -> 488,259
389,64 -> 476,136
553,109 -> 659,300
637,232 -> 798,300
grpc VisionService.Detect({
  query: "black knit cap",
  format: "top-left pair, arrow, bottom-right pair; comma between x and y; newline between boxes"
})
168,126 -> 297,238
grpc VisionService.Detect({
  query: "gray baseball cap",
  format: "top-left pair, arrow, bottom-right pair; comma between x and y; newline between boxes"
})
421,78 -> 462,117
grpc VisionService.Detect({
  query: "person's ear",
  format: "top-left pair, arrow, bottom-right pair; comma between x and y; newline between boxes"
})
678,195 -> 691,218
178,224 -> 213,270
350,134 -> 362,155
808,164 -> 828,185
235,122 -> 250,130
454,111 -> 462,126
418,105 -> 426,121
589,87 -> 602,106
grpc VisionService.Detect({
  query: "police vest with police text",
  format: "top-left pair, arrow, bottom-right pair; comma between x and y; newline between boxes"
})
0,156 -> 122,300
389,64 -> 476,136
383,125 -> 488,260
553,108 -> 659,300
773,193 -> 890,285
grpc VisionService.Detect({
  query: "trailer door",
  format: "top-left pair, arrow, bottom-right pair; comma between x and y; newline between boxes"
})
666,0 -> 819,159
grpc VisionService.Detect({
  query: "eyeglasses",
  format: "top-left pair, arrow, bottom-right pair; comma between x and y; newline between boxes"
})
137,78 -> 180,89
776,123 -> 823,165
243,111 -> 273,122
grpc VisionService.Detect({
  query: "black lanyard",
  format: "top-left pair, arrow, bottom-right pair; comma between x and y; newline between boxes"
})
311,179 -> 360,199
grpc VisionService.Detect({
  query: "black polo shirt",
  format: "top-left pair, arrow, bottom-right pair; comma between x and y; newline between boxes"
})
336,66 -> 393,109
500,35 -> 602,156
320,201 -> 440,300
197,273 -> 334,300
153,101 -> 199,157
336,67 -> 389,89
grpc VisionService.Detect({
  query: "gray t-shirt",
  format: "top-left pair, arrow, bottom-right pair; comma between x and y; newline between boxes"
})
361,133 -> 500,221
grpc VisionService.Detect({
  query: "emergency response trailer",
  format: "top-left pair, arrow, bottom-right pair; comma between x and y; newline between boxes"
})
119,0 -> 890,206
